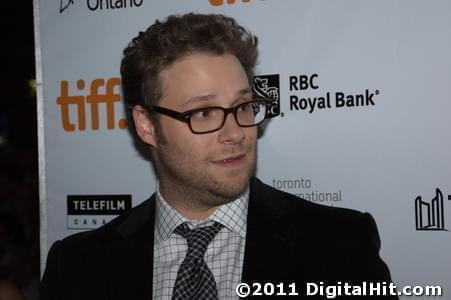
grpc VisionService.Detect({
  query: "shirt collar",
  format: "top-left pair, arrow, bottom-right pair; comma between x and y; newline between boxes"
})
154,182 -> 249,245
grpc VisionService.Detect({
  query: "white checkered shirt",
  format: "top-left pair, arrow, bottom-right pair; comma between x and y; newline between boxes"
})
152,185 -> 249,299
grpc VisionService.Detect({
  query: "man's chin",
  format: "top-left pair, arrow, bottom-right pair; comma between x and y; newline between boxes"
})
207,171 -> 252,200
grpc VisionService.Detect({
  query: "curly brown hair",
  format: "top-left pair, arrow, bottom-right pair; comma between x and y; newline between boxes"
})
120,13 -> 259,112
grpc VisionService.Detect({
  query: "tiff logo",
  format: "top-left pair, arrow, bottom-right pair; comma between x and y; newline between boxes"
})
209,0 -> 251,6
56,78 -> 127,131
415,188 -> 451,231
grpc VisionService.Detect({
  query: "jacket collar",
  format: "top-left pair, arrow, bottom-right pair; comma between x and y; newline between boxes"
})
242,178 -> 297,282
108,178 -> 298,297
111,195 -> 156,299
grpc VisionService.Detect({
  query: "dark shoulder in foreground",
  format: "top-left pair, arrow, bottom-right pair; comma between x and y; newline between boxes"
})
249,177 -> 396,291
251,177 -> 382,244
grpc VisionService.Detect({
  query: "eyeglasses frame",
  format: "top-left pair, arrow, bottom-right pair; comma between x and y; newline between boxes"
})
150,98 -> 276,134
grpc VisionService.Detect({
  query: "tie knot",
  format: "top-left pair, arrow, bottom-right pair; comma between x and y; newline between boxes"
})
173,221 -> 224,259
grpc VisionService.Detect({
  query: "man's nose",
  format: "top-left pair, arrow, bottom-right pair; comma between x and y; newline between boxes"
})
217,112 -> 245,144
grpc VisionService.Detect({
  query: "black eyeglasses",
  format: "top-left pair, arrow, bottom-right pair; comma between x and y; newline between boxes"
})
151,99 -> 274,134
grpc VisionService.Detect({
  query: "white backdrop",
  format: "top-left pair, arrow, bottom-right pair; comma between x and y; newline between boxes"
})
35,0 -> 451,298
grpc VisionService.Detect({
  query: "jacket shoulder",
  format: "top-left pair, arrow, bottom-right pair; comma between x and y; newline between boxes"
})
252,178 -> 379,243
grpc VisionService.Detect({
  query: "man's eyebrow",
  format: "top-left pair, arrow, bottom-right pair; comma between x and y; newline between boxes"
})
183,88 -> 252,106
183,94 -> 216,106
236,87 -> 252,97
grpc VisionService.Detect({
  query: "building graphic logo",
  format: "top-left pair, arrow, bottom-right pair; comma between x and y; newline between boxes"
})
67,194 -> 132,229
252,74 -> 280,118
415,188 -> 451,231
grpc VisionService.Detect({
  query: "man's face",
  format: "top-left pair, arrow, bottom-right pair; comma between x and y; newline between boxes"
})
135,53 -> 257,207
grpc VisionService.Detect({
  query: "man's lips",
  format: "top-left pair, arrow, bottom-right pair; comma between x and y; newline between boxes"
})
211,154 -> 246,167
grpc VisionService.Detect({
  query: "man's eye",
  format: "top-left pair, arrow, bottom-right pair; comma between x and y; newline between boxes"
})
192,109 -> 215,119
237,103 -> 252,112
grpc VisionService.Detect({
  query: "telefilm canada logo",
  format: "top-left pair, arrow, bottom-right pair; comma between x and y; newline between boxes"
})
59,0 -> 143,13
414,188 -> 451,231
252,74 -> 280,118
67,194 -> 132,229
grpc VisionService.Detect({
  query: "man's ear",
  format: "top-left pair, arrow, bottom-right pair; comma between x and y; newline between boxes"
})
132,105 -> 157,147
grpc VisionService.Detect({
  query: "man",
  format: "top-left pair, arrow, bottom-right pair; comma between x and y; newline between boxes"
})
40,13 -> 397,299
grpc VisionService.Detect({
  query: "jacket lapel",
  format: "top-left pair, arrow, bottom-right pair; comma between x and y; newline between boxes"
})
109,196 -> 156,300
104,183 -> 299,297
242,178 -> 297,283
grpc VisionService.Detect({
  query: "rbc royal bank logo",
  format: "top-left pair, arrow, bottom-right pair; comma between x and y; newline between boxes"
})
252,74 -> 280,118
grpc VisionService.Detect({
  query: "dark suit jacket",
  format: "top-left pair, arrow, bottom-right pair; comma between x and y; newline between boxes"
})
40,178 -> 398,299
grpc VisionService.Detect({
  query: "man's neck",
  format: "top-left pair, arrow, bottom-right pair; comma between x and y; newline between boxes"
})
158,180 -> 223,220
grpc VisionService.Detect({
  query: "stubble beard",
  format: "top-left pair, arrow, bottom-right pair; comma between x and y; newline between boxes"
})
154,130 -> 257,211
